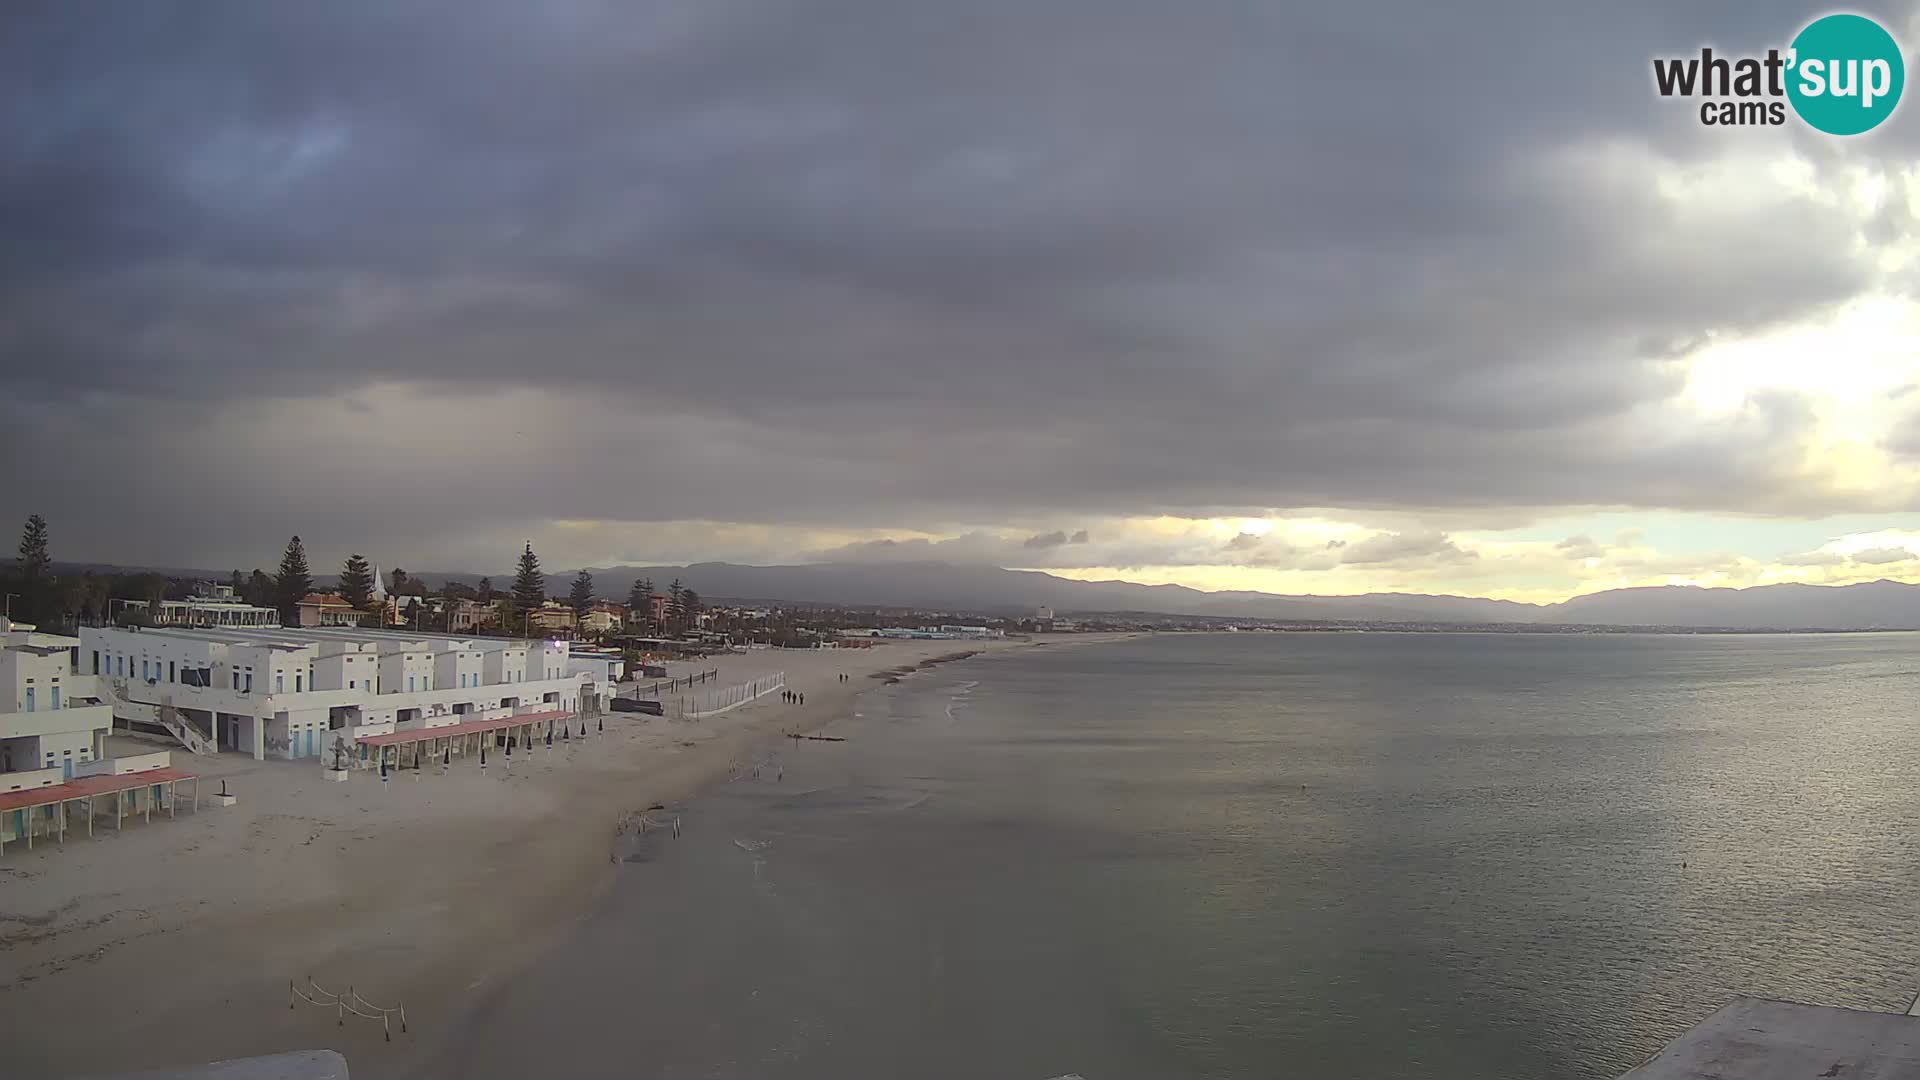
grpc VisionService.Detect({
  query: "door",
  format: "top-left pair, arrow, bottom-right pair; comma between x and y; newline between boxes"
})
305,729 -> 315,758
62,758 -> 73,780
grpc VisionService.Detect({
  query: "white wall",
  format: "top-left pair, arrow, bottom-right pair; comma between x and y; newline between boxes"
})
74,751 -> 170,778
378,651 -> 435,694
1,646 -> 70,712
483,647 -> 527,686
314,649 -> 379,692
527,644 -> 569,682
432,648 -> 483,691
1,766 -> 63,792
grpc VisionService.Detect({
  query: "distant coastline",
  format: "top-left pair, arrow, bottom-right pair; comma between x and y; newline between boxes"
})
39,557 -> 1920,634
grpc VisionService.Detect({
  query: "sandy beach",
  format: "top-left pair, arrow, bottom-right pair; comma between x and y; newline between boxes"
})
0,634 -> 1132,1078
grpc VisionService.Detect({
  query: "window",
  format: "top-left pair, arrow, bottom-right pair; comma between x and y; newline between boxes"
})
244,673 -> 253,693
50,688 -> 60,710
143,660 -> 150,680
24,688 -> 35,712
169,660 -> 176,682
295,673 -> 303,692
92,650 -> 100,674
232,671 -> 240,690
276,674 -> 284,693
408,676 -> 415,692
349,679 -> 356,690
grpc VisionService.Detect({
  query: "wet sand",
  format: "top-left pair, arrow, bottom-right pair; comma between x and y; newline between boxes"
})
0,635 -> 1131,1078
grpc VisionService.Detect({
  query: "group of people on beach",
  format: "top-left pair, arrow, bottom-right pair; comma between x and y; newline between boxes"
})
782,689 -> 805,705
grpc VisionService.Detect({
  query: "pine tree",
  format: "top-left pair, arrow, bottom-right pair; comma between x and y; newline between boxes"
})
476,576 -> 494,602
666,579 -> 686,634
627,577 -> 654,630
228,569 -> 244,593
275,536 -> 313,625
17,514 -> 50,580
569,569 -> 594,617
391,567 -> 409,595
246,569 -> 273,606
681,588 -> 702,629
511,543 -> 545,611
340,553 -> 375,611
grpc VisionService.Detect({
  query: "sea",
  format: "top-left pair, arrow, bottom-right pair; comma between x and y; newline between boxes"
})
430,632 -> 1920,1079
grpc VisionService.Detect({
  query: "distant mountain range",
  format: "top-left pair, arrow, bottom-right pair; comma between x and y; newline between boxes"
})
434,561 -> 1920,631
50,559 -> 1920,630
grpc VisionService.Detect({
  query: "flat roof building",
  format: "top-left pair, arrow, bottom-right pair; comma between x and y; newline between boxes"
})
1,619 -> 113,783
120,597 -> 281,629
79,624 -> 612,763
296,593 -> 369,627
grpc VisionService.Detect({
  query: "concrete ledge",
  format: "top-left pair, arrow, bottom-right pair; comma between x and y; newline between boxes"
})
1620,996 -> 1920,1078
82,1048 -> 349,1079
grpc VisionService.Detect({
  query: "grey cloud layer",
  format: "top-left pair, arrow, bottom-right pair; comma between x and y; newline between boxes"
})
2,0 -> 1913,566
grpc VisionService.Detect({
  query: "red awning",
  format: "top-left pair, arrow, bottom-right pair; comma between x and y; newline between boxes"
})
353,709 -> 574,747
0,767 -> 197,813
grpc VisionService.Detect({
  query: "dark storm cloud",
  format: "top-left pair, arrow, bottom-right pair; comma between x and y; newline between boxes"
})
1,0 -> 1913,566
1023,530 -> 1088,550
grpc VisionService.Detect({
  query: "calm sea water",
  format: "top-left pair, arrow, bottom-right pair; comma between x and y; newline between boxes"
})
434,633 -> 1920,1079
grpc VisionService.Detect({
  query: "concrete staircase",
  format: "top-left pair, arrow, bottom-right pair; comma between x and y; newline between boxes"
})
102,678 -> 215,755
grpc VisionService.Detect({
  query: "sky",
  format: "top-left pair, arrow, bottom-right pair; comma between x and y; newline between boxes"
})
7,1 -> 1920,603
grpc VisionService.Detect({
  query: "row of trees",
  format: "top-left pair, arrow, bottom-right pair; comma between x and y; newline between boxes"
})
623,575 -> 701,636
7,515 -> 708,639
7,514 -> 191,629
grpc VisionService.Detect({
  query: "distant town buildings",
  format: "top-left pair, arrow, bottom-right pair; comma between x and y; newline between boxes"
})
527,604 -> 577,633
296,593 -> 368,627
840,625 -> 1005,641
118,584 -> 280,629
448,599 -> 493,634
579,606 -> 622,635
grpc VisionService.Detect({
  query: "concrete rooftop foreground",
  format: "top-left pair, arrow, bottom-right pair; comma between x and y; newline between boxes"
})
81,1050 -> 348,1078
1620,997 -> 1920,1079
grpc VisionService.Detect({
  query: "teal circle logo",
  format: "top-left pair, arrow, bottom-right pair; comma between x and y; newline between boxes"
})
1787,13 -> 1905,135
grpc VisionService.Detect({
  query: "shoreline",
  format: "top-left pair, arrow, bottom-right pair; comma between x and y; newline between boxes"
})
0,633 -> 1141,1078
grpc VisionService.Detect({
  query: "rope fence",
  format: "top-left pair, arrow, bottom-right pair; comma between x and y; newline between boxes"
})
678,671 -> 786,719
289,974 -> 409,1041
637,813 -> 683,837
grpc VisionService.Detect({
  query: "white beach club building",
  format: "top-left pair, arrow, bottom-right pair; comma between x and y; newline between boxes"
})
78,624 -> 618,763
1,619 -> 114,781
